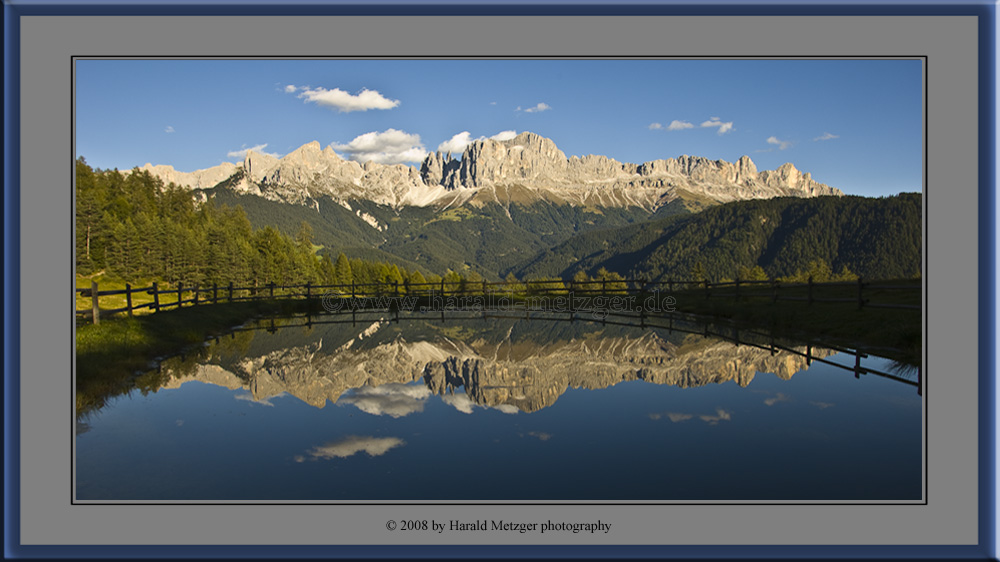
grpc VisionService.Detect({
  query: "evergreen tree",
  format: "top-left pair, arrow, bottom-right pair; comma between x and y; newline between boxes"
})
690,262 -> 707,283
407,270 -> 427,291
333,253 -> 353,287
738,264 -> 769,282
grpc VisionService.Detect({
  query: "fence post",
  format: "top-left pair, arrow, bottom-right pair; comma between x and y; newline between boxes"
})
305,282 -> 311,300
441,278 -> 445,296
394,281 -> 399,297
193,284 -> 200,306
857,276 -> 865,309
126,282 -> 133,316
352,280 -> 356,298
704,279 -> 710,299
152,281 -> 160,313
734,277 -> 740,300
602,278 -> 607,293
213,283 -> 218,304
482,279 -> 487,296
772,280 -> 779,303
807,276 -> 813,304
177,282 -> 183,309
91,281 -> 100,325
228,281 -> 234,303
269,282 -> 275,299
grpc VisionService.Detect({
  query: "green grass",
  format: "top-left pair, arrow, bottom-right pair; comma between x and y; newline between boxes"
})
423,206 -> 475,225
665,279 -> 921,364
75,298 -> 315,416
76,275 -> 201,318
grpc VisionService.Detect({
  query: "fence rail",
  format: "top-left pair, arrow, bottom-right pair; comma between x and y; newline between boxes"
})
76,276 -> 921,324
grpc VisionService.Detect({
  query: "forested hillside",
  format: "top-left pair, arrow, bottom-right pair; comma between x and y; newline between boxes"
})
514,194 -> 922,282
77,157 -> 921,289
76,159 -> 443,288
207,186 -> 691,279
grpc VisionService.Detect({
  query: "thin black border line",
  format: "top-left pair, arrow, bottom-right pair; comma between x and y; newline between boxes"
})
922,52 -> 929,506
70,55 -> 77,513
74,55 -> 924,59
70,56 -> 929,507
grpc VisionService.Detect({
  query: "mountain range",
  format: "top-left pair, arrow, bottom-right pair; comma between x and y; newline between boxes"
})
104,129 -> 924,286
139,131 -> 842,211
158,318 -> 835,414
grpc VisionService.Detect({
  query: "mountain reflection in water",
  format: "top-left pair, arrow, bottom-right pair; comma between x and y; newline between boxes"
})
154,315 -> 845,413
75,314 -> 922,501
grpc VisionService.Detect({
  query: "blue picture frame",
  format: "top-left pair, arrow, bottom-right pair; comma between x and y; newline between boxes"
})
4,1 -> 996,559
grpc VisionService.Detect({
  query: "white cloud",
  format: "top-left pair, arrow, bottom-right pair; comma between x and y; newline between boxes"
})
234,391 -> 285,407
652,409 -> 730,424
440,392 -> 520,415
519,102 -> 551,113
699,408 -> 732,425
701,117 -> 734,135
766,136 -> 793,150
164,125 -> 175,134
667,120 -> 695,131
339,383 -> 431,418
331,129 -> 428,164
648,123 -> 664,130
814,132 -> 839,141
437,131 -> 476,154
436,130 -> 519,154
490,130 -> 518,141
441,393 -> 476,414
297,435 -> 405,461
489,101 -> 497,105
227,143 -> 280,159
284,85 -> 297,93
647,412 -> 693,422
810,401 -> 835,409
764,392 -> 791,406
295,86 -> 400,113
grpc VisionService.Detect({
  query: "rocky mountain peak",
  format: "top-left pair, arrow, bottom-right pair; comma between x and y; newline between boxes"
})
138,132 -> 842,210
243,150 -> 279,181
418,133 -> 841,205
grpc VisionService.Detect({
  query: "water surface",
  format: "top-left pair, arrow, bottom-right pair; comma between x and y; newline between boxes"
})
75,313 -> 922,501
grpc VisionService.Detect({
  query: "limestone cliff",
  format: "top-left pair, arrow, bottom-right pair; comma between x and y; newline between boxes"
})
163,324 -> 833,413
137,132 -> 842,211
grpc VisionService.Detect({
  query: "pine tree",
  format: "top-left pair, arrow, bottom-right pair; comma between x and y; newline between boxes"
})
690,262 -> 707,283
333,253 -> 353,287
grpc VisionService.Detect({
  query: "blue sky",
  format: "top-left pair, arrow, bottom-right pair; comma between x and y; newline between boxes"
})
76,59 -> 922,197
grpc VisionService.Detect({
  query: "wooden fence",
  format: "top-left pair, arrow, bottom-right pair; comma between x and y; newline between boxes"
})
75,276 -> 920,325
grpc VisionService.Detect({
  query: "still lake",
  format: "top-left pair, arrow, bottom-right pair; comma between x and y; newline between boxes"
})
75,312 -> 922,501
